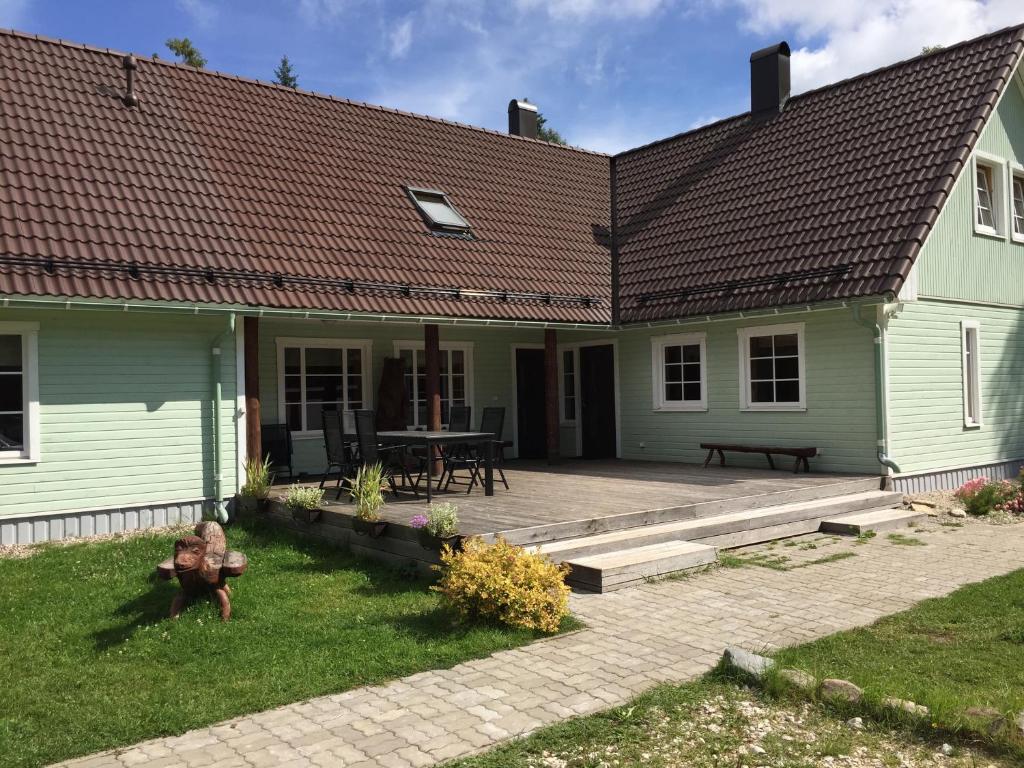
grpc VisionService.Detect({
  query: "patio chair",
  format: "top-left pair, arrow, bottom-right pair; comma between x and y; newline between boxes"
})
443,406 -> 509,493
260,423 -> 294,481
319,409 -> 354,500
353,409 -> 420,498
438,405 -> 474,489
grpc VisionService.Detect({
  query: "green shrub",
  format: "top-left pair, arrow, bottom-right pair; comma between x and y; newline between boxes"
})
954,476 -> 1019,516
240,456 -> 273,498
423,502 -> 459,538
433,537 -> 570,633
349,462 -> 387,521
284,484 -> 324,511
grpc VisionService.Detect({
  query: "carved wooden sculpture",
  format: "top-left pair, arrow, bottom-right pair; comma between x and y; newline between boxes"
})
156,521 -> 248,621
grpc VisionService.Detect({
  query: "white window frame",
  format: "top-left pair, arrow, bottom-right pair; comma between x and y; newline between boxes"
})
650,332 -> 708,412
973,153 -> 1007,239
392,340 -> 474,429
961,320 -> 982,428
558,346 -> 579,425
1010,162 -> 1024,244
737,322 -> 806,412
275,337 -> 373,439
0,321 -> 40,465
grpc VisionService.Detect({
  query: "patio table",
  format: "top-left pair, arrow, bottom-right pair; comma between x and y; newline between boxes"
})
345,430 -> 496,503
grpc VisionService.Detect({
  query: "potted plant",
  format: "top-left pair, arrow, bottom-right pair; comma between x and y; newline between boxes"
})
349,462 -> 389,537
237,456 -> 273,515
410,503 -> 461,551
285,484 -> 325,524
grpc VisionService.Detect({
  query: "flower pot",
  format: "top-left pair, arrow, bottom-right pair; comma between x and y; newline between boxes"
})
353,517 -> 388,538
290,506 -> 322,524
416,529 -> 462,552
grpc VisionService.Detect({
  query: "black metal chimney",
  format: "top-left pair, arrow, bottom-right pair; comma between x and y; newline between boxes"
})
508,99 -> 538,139
749,42 -> 790,116
122,54 -> 139,108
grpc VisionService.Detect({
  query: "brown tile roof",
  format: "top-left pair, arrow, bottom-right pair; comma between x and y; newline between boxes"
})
0,30 -> 612,324
614,24 -> 1024,323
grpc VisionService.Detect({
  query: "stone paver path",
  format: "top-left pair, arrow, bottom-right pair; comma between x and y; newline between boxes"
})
59,521 -> 1024,768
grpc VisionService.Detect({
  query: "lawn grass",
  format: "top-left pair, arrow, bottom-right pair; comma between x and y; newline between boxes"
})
770,568 -> 1024,729
0,520 -> 572,768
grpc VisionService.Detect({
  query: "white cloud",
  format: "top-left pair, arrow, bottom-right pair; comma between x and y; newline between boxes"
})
728,0 -> 1024,92
176,0 -> 218,28
388,15 -> 413,59
514,0 -> 667,20
299,0 -> 352,25
0,0 -> 30,27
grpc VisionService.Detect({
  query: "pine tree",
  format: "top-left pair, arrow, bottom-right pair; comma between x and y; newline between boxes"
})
536,111 -> 567,145
166,37 -> 206,68
274,55 -> 299,88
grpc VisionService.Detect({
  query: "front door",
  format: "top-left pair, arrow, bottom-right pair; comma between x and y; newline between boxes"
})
515,348 -> 548,459
580,344 -> 616,459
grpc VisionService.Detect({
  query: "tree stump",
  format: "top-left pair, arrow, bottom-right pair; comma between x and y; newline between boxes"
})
156,521 -> 248,621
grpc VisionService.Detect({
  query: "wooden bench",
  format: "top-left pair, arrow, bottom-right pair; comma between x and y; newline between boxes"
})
700,443 -> 817,473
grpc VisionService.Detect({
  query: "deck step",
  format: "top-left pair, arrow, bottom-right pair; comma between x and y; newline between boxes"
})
566,541 -> 718,593
537,490 -> 902,562
820,508 -> 928,535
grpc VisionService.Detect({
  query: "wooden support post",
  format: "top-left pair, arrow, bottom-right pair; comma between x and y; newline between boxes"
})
243,316 -> 262,464
544,328 -> 559,464
424,324 -> 442,474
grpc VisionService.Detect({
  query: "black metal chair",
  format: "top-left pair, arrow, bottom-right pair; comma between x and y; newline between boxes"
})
443,406 -> 508,493
320,409 -> 353,500
353,409 -> 419,498
438,405 -> 473,489
261,423 -> 294,481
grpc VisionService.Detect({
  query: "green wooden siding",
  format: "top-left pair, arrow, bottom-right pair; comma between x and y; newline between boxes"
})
0,309 -> 238,517
886,299 -> 1024,473
615,309 -> 879,473
916,77 -> 1024,305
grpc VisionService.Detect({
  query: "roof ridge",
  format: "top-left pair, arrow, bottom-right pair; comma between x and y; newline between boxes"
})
615,21 -> 1024,159
0,26 -> 610,159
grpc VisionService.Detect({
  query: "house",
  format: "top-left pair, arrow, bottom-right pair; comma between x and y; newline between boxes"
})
1,25 -> 1023,545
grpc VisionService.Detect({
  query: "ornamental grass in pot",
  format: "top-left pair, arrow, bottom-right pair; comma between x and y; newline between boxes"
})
285,484 -> 325,523
237,456 -> 273,515
410,503 -> 461,551
349,462 -> 389,537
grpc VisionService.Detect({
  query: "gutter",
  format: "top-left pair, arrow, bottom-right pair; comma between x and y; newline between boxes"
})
210,314 -> 236,523
852,303 -> 901,475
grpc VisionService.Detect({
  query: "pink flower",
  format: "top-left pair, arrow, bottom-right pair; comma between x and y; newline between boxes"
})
954,477 -> 989,501
409,514 -> 429,529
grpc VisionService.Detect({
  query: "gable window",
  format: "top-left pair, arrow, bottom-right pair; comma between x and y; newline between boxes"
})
0,322 -> 40,464
973,155 -> 1006,237
1012,170 -> 1024,241
560,349 -> 577,422
407,187 -> 471,234
961,321 -> 982,428
651,333 -> 707,411
738,323 -> 805,410
276,339 -> 372,435
394,341 -> 473,428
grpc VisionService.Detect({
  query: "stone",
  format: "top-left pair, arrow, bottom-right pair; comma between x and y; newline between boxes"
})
882,697 -> 930,718
964,706 -> 1008,736
845,717 -> 864,730
723,647 -> 774,678
911,502 -> 938,515
949,509 -> 967,518
778,668 -> 816,692
819,679 -> 863,704
940,743 -> 955,756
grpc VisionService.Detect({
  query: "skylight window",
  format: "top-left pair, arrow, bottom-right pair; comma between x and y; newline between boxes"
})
407,187 -> 471,233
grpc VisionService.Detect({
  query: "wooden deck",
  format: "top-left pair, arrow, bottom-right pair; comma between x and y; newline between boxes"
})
280,460 -> 881,540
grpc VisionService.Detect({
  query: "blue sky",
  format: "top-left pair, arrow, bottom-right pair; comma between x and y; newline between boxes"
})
2,1 -> 1022,152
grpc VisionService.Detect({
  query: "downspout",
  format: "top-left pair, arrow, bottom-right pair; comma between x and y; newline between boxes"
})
853,304 -> 901,476
211,314 -> 236,523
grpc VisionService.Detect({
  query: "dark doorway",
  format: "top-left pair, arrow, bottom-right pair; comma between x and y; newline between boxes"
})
515,348 -> 548,459
580,344 -> 617,459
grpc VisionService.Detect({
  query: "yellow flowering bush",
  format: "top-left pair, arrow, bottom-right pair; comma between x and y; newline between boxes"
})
432,537 -> 571,633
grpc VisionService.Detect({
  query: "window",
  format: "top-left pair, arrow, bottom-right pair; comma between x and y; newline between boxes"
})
651,333 -> 707,411
738,324 -> 805,410
407,187 -> 471,233
276,339 -> 371,435
1012,172 -> 1024,240
961,321 -> 982,428
394,342 -> 473,428
560,349 -> 577,422
973,155 -> 1006,237
0,322 -> 39,463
